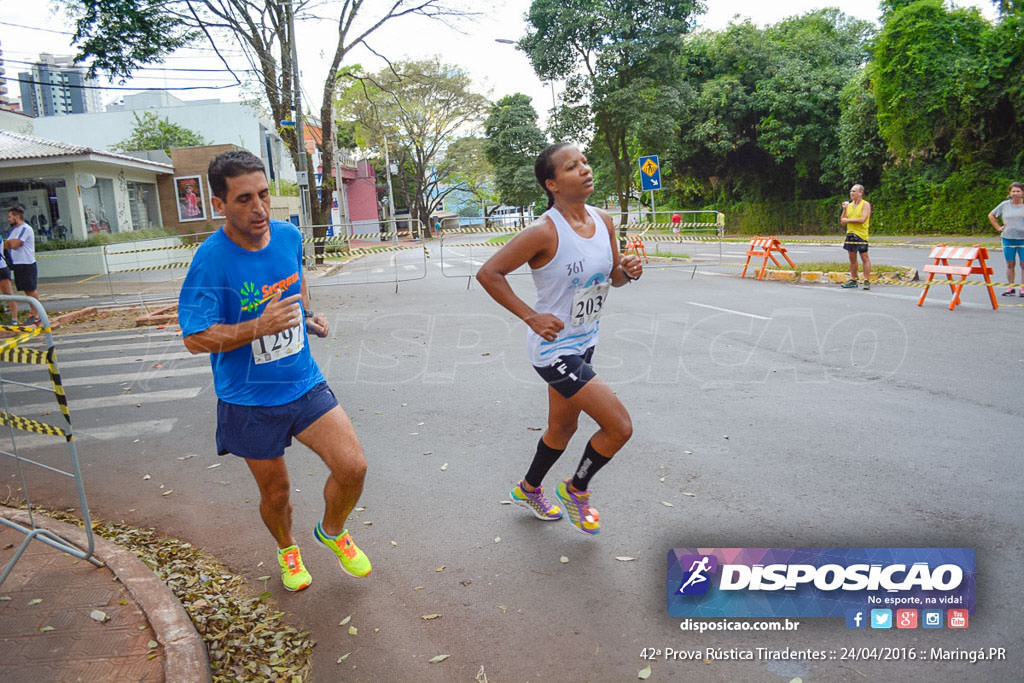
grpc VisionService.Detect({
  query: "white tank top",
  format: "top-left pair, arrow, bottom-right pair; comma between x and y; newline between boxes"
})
527,205 -> 614,366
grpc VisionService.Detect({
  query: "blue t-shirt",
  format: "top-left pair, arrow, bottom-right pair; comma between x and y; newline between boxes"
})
178,220 -> 323,406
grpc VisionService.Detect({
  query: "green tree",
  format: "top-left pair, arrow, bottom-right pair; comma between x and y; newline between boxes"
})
673,21 -> 775,201
445,136 -> 499,216
836,70 -> 887,188
871,0 -> 991,164
520,0 -> 701,227
337,58 -> 491,228
112,111 -> 208,153
757,10 -> 874,195
59,0 -> 466,228
484,94 -> 547,213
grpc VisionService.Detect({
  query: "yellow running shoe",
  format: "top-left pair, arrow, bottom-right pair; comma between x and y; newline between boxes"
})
555,479 -> 600,535
313,522 -> 372,578
277,545 -> 312,591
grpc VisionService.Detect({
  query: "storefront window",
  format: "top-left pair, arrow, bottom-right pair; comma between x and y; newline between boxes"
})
81,178 -> 118,234
0,178 -> 68,242
127,181 -> 160,229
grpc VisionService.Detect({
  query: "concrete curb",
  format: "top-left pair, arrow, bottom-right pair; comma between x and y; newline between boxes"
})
2,509 -> 211,683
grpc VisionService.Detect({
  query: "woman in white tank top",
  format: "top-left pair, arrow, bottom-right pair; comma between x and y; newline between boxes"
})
476,143 -> 643,536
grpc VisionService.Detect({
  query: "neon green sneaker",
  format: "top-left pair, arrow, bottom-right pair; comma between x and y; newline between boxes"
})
555,479 -> 600,535
277,545 -> 312,592
510,481 -> 562,520
313,522 -> 372,578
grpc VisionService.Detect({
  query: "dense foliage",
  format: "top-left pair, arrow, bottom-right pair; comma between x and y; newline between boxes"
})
112,112 -> 208,153
523,0 -> 1024,234
483,94 -> 548,212
336,59 -> 491,227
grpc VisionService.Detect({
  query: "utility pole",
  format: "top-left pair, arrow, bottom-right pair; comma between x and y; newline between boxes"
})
382,135 -> 397,245
287,0 -> 314,262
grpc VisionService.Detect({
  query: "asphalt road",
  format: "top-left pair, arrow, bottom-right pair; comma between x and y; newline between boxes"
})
4,240 -> 1021,682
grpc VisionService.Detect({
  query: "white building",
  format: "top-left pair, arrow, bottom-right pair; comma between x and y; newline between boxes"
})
31,90 -> 296,183
0,130 -> 173,242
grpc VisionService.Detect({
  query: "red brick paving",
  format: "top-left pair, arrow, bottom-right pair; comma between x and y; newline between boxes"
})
0,524 -> 164,682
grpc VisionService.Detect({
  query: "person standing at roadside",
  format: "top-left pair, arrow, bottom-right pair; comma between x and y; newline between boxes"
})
178,150 -> 372,592
988,181 -> 1024,297
476,143 -> 643,536
0,249 -> 13,324
840,184 -> 872,290
4,206 -> 40,324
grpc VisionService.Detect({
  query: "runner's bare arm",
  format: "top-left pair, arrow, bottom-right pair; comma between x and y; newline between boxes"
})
301,276 -> 328,337
476,221 -> 564,341
183,292 -> 302,354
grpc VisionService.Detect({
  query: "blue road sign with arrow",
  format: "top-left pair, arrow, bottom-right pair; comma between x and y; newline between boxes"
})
638,155 -> 661,191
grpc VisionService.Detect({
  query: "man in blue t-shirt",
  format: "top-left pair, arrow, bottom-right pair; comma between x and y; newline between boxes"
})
178,150 -> 371,592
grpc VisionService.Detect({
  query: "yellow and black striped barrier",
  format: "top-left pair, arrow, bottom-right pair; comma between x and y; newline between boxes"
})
0,411 -> 69,440
0,325 -> 73,440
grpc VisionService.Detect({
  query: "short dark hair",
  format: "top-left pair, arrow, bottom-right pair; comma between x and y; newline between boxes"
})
208,150 -> 267,200
534,143 -> 574,210
7,205 -> 25,219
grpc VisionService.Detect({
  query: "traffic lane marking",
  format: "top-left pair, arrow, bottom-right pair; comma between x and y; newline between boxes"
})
686,301 -> 772,320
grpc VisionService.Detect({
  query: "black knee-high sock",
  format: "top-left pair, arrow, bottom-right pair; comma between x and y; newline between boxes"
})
524,437 -> 565,488
571,440 -> 612,491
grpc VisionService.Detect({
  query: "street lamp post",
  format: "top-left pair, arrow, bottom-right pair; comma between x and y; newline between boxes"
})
494,38 -> 556,110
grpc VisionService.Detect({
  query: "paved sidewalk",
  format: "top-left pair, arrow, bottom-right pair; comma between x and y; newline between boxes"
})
0,508 -> 208,682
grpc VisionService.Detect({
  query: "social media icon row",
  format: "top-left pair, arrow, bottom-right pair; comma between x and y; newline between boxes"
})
845,608 -> 968,629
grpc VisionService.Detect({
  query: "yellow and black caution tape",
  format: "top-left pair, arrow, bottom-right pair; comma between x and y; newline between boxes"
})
0,410 -> 69,440
0,343 -> 48,365
109,260 -> 194,274
105,242 -> 203,255
47,357 -> 72,424
0,333 -> 74,427
0,325 -> 45,352
347,245 -> 420,256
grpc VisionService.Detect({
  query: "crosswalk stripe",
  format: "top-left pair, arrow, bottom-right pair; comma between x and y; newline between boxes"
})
0,365 -> 211,393
1,351 -> 195,374
4,387 -> 203,416
2,418 -> 178,451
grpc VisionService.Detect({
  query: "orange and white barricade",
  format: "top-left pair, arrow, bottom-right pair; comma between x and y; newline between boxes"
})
917,244 -> 997,311
624,236 -> 648,263
741,236 -> 796,280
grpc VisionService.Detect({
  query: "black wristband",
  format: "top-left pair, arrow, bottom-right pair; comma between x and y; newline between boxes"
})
621,264 -> 639,282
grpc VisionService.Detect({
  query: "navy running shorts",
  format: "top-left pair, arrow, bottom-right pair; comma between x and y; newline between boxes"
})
216,381 -> 339,460
12,263 -> 37,291
533,346 -> 596,399
843,234 -> 869,253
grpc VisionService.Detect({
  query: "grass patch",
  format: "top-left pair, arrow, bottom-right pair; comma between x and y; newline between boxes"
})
487,235 -> 512,245
772,261 -> 904,273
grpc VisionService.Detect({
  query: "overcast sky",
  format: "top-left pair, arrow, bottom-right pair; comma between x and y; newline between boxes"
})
1,0 -> 998,122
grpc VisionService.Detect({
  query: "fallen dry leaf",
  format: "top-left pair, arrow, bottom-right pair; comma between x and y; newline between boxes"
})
615,556 -> 637,562
638,663 -> 652,679
421,614 -> 441,620
429,654 -> 450,664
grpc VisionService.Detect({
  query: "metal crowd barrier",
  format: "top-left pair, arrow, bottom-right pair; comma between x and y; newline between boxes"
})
0,296 -> 101,586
